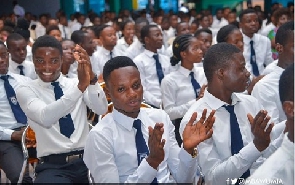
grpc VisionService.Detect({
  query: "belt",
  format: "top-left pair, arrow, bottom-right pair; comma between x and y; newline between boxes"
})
39,150 -> 84,164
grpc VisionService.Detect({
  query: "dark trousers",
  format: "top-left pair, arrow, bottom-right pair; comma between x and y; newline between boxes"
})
0,140 -> 32,183
174,118 -> 183,147
34,158 -> 88,183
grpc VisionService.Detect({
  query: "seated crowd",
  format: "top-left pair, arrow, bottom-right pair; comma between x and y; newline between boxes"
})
0,3 -> 294,184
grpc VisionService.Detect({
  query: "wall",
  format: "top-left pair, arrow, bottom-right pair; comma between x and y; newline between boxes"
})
0,0 -> 60,17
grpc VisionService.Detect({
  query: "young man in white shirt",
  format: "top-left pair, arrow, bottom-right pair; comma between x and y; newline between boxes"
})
180,43 -> 274,185
16,35 -> 108,183
249,63 -> 294,185
134,25 -> 173,108
0,41 -> 32,183
239,9 -> 273,76
7,33 -> 36,79
35,14 -> 47,38
83,56 -> 216,183
252,21 -> 294,125
92,25 -> 123,76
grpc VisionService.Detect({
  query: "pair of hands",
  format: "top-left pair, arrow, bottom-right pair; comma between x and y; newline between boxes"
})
146,109 -> 216,169
73,45 -> 95,92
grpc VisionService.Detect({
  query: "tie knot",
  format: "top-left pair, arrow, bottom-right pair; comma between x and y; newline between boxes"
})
51,81 -> 60,88
250,40 -> 254,45
0,75 -> 9,81
17,65 -> 24,70
223,104 -> 235,113
153,54 -> 159,60
190,71 -> 194,77
133,119 -> 142,130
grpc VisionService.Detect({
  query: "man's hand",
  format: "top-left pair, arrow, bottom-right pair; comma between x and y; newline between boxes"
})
146,123 -> 165,170
11,127 -> 26,141
182,109 -> 216,155
197,85 -> 207,101
248,110 -> 274,152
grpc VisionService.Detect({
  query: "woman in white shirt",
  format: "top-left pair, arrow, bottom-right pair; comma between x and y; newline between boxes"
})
116,20 -> 135,53
161,34 -> 207,146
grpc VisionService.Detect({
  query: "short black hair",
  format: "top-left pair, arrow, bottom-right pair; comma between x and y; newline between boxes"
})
95,25 -> 110,38
194,28 -> 212,37
140,24 -> 158,45
275,21 -> 294,46
46,25 -> 61,35
6,33 -> 25,49
279,63 -> 294,103
216,24 -> 239,43
103,56 -> 138,85
71,30 -> 87,45
171,34 -> 194,66
203,43 -> 241,82
32,35 -> 63,56
239,9 -> 257,22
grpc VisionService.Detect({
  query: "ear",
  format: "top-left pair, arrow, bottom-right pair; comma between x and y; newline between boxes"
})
275,43 -> 283,53
104,83 -> 110,96
180,51 -> 186,59
283,101 -> 294,119
144,36 -> 149,46
216,68 -> 225,80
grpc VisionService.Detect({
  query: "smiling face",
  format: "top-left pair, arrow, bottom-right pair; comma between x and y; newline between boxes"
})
106,66 -> 143,118
7,39 -> 27,64
33,47 -> 62,82
0,45 -> 9,75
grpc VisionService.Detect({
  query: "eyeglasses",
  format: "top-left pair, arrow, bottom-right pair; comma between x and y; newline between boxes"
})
0,52 -> 9,60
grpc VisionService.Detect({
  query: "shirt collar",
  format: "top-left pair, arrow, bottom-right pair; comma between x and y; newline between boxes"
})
242,32 -> 257,42
101,46 -> 112,56
113,108 -> 147,132
0,71 -> 15,79
37,72 -> 65,88
144,49 -> 156,57
9,58 -> 24,70
203,89 -> 242,110
178,66 -> 191,77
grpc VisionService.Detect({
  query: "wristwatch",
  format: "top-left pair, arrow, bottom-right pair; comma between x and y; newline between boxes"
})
90,74 -> 98,84
191,148 -> 198,158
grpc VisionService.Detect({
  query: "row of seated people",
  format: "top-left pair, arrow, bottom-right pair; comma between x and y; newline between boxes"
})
0,16 -> 294,185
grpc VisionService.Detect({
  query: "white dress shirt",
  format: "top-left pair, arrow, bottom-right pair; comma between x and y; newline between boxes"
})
70,22 -> 82,34
125,38 -> 144,59
0,72 -> 31,140
211,17 -> 228,29
242,33 -> 273,76
83,108 -> 198,183
248,134 -> 293,185
251,66 -> 286,124
164,45 -> 173,57
9,59 -> 36,79
180,90 -> 266,185
161,66 -> 207,120
91,46 -> 124,76
115,37 -> 131,54
134,49 -> 175,107
260,23 -> 275,37
58,24 -> 71,39
35,22 -> 46,38
262,60 -> 278,75
16,74 -> 108,157
26,45 -> 32,62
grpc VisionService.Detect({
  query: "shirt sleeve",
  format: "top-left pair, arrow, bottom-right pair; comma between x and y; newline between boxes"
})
198,139 -> 262,184
264,38 -> 274,66
0,127 -> 14,140
16,84 -> 83,128
161,78 -> 195,120
82,82 -> 108,115
83,127 -> 158,183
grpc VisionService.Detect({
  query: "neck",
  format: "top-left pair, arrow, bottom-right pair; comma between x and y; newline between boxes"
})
115,107 -> 140,119
287,119 -> 294,143
146,46 -> 157,53
207,83 -> 233,104
244,32 -> 254,38
181,61 -> 194,70
277,59 -> 290,69
104,45 -> 114,51
13,59 -> 24,65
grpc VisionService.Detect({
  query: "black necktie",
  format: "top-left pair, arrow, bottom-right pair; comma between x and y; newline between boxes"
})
152,54 -> 164,84
223,105 -> 250,183
17,65 -> 24,76
0,75 -> 27,124
133,119 -> 158,183
189,72 -> 201,98
250,41 -> 259,76
51,81 -> 75,138
110,51 -> 113,59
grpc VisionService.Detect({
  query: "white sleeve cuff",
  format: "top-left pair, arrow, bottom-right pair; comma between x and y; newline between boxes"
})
3,129 -> 14,140
137,158 -> 158,182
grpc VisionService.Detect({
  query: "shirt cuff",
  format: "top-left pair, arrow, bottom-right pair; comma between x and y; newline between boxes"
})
137,158 -> 158,182
240,141 -> 262,163
3,129 -> 14,140
87,82 -> 103,93
179,148 -> 198,165
70,85 -> 83,100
